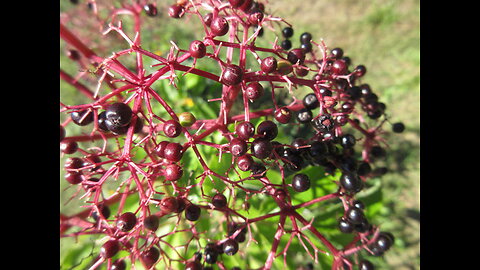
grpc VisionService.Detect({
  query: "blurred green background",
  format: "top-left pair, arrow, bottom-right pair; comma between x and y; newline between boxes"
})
60,0 -> 419,269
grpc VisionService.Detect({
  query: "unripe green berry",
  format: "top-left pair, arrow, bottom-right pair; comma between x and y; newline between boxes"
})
276,60 -> 293,75
178,112 -> 196,127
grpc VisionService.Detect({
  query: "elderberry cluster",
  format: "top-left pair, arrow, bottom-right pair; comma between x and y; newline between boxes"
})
60,1 -> 406,269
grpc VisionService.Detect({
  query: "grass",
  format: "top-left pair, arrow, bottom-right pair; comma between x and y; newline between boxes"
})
60,0 -> 420,269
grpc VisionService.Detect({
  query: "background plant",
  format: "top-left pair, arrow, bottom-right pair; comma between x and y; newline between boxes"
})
60,0 -> 419,269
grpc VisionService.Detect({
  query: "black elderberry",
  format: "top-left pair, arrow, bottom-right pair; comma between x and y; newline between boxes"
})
311,114 -> 334,132
256,120 -> 278,140
392,122 -> 405,133
185,204 -> 201,221
105,102 -> 133,127
223,239 -> 239,256
280,39 -> 292,50
282,27 -> 294,38
338,217 -> 354,233
296,108 -> 313,123
339,172 -> 363,193
71,109 -> 94,126
292,173 -> 310,192
303,93 -> 319,110
300,32 -> 312,44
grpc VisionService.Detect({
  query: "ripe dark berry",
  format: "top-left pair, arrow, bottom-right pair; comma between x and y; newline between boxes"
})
97,111 -> 110,132
354,64 -> 367,77
67,49 -> 80,60
300,32 -> 312,44
65,171 -> 84,184
168,4 -> 184,18
163,142 -> 184,162
338,217 -> 354,233
287,48 -> 305,65
204,248 -> 218,264
236,121 -> 255,140
230,138 -> 248,157
143,215 -> 159,231
185,204 -> 201,221
223,239 -> 239,255
141,247 -> 160,269
92,204 -> 111,222
370,145 -> 386,159
100,240 -> 120,258
105,103 -> 133,128
229,0 -> 245,8
354,219 -> 372,233
250,162 -> 267,178
345,207 -> 366,225
60,125 -> 66,141
375,232 -> 394,252
282,27 -> 294,38
339,172 -> 363,193
340,134 -> 356,148
352,200 -> 365,210
312,114 -> 334,132
346,86 -> 362,100
164,163 -> 183,181
359,260 -> 375,270
160,197 -> 179,214
330,47 -> 344,59
116,212 -> 137,232
292,173 -> 310,192
203,12 -> 213,27
303,93 -> 319,110
175,198 -> 187,213
71,109 -> 94,126
189,40 -> 207,59
222,64 -> 243,86
274,107 -> 292,124
296,108 -> 313,123
143,4 -> 158,17
357,161 -> 372,176
60,141 -> 78,154
300,42 -> 312,53
251,138 -> 273,159
319,86 -> 332,96
163,119 -> 182,138
331,59 -> 348,75
111,259 -> 126,270
185,261 -> 202,270
256,120 -> 278,140
212,193 -> 227,208
154,141 -> 170,158
392,122 -> 405,133
280,39 -> 292,50
261,56 -> 277,73
211,16 -> 230,36
245,82 -> 264,100
237,155 -> 254,171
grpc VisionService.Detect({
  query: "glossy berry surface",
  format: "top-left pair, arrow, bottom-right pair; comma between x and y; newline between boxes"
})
236,121 -> 255,140
223,239 -> 239,255
211,16 -> 230,36
261,56 -> 277,73
105,102 -> 133,127
212,193 -> 227,208
189,40 -> 207,58
163,142 -> 183,162
274,107 -> 292,124
359,260 -> 375,270
303,93 -> 319,110
245,82 -> 264,100
71,109 -> 94,126
291,173 -> 310,192
143,215 -> 160,231
116,212 -> 137,232
345,207 -> 366,225
100,240 -> 120,258
282,27 -> 294,38
222,64 -> 243,85
230,138 -> 248,157
251,138 -> 273,159
339,172 -> 363,193
256,120 -> 278,140
338,217 -> 354,233
163,119 -> 183,138
164,164 -> 183,181
141,247 -> 160,268
236,154 -> 254,171
160,197 -> 179,214
185,204 -> 201,221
